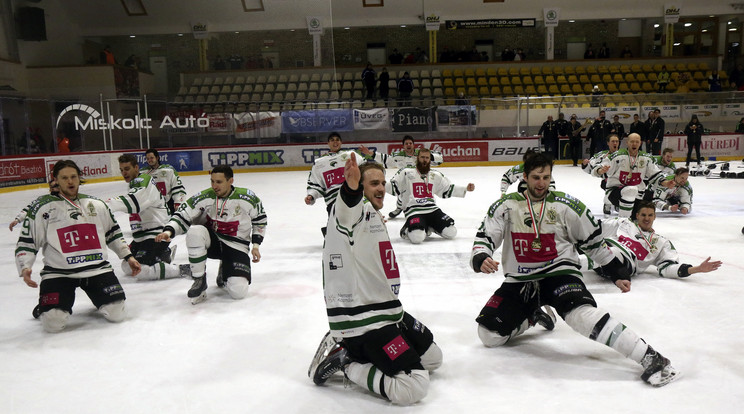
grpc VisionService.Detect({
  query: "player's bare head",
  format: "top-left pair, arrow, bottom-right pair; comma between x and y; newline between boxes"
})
627,133 -> 642,150
608,135 -> 620,151
210,164 -> 234,179
210,165 -> 234,197
327,132 -> 342,151
522,148 -> 536,162
118,154 -> 138,168
359,162 -> 386,210
402,135 -> 414,146
674,167 -> 689,185
145,148 -> 160,167
118,154 -> 140,182
52,160 -> 82,197
416,148 -> 432,174
635,201 -> 656,229
52,160 -> 81,180
523,152 -> 553,177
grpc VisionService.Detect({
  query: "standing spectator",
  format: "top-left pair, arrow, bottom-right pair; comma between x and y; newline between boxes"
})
555,112 -> 569,141
584,43 -> 595,59
610,114 -> 626,140
155,165 -> 267,304
729,64 -> 744,90
307,154 -> 443,404
362,63 -> 377,100
736,117 -> 744,133
501,46 -> 515,61
648,109 -> 665,155
587,110 -> 612,156
598,42 -> 610,58
657,65 -> 670,93
415,47 -> 428,63
16,160 -> 139,332
228,54 -> 244,70
213,55 -> 226,70
514,48 -> 526,61
708,70 -> 722,92
538,115 -> 559,158
378,67 -> 390,104
388,48 -> 403,65
397,71 -> 414,107
471,152 -> 679,387
440,47 -> 454,63
124,54 -> 137,68
620,45 -> 633,58
684,115 -> 704,167
629,114 -> 647,148
100,45 -> 116,65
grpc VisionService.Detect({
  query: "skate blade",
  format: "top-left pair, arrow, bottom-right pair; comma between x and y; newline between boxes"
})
648,367 -> 682,387
190,291 -> 207,305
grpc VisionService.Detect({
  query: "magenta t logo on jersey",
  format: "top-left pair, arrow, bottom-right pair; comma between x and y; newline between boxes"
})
154,181 -> 167,196
618,235 -> 649,260
206,217 -> 239,236
619,171 -> 642,186
57,223 -> 101,253
485,295 -> 503,309
412,182 -> 433,198
383,335 -> 410,361
378,241 -> 400,279
322,167 -> 345,187
511,232 -> 558,263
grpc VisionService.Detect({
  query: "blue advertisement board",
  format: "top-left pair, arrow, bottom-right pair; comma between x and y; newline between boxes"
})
281,109 -> 354,133
131,150 -> 203,172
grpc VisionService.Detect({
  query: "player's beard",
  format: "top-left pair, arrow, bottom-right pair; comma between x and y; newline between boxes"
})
416,160 -> 430,175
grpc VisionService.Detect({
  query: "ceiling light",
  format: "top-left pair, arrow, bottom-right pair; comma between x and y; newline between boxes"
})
569,20 -> 575,23
177,33 -> 183,36
130,35 -> 136,38
673,42 -> 681,46
344,27 -> 350,30
684,23 -> 692,27
654,24 -> 660,28
400,25 -> 406,28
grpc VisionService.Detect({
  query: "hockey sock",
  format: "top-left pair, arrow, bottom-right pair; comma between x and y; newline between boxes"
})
345,362 -> 430,406
565,305 -> 649,363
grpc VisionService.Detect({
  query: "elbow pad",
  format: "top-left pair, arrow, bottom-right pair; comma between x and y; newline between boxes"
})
677,264 -> 692,278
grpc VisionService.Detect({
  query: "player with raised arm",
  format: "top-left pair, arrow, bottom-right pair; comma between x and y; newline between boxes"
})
582,134 -> 620,215
107,154 -> 191,280
155,165 -> 266,304
15,160 -> 140,332
308,153 -> 442,405
471,152 -> 679,387
597,201 -> 720,292
388,148 -> 475,244
9,179 -> 59,231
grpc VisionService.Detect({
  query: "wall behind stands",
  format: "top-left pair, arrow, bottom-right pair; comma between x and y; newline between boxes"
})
2,135 -> 743,192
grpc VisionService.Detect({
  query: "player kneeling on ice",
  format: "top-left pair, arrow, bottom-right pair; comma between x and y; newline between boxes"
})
15,160 -> 140,333
387,148 -> 474,244
155,165 -> 266,304
471,153 -> 679,387
595,200 -> 721,292
644,167 -> 693,215
309,154 -> 443,405
107,154 -> 191,281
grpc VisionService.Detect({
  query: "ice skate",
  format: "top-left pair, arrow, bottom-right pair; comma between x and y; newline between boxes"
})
603,204 -> 612,215
640,346 -> 680,387
308,331 -> 349,385
178,264 -> 192,278
530,306 -> 556,331
32,304 -> 41,319
187,276 -> 207,304
168,245 -> 178,263
388,208 -> 402,219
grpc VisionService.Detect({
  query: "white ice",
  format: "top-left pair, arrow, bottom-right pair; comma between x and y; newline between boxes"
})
1,162 -> 743,414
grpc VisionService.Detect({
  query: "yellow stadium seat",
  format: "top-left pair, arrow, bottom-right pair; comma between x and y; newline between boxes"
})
613,73 -> 624,83
490,86 -> 501,95
479,86 -> 490,96
624,73 -> 636,83
486,68 -> 497,77
687,63 -> 699,72
444,87 -> 455,96
545,75 -> 556,84
548,85 -> 560,95
618,83 -> 630,93
453,69 -> 464,77
693,71 -> 705,81
636,73 -> 648,82
583,84 -> 594,94
477,77 -> 489,87
590,74 -> 602,84
575,66 -> 586,75
560,84 -> 571,95
531,67 -> 541,75
598,65 -> 609,74
699,62 -> 710,71
676,63 -> 687,72
553,66 -> 564,75
564,66 -> 576,75
556,75 -> 568,84
571,84 -> 583,94
509,67 -> 520,76
442,69 -> 453,78
620,65 -> 631,73
630,82 -> 642,93
466,78 -> 477,87
567,75 -> 578,84
498,67 -> 509,76
641,64 -> 653,73
542,66 -> 553,75
513,85 -> 525,95
502,85 -> 514,95
443,78 -> 454,87
647,72 -> 658,82
519,67 -> 530,76
641,82 -> 654,92
464,69 -> 475,77
586,66 -> 597,74
455,78 -> 466,87
488,77 -> 500,86
579,74 -> 590,84
609,65 -> 620,74
602,74 -> 613,83
523,76 -> 534,85
467,86 -> 478,96
525,85 -> 537,95
537,85 -> 549,95
511,76 -> 522,85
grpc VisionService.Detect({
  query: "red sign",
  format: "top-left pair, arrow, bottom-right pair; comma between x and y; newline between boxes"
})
0,158 -> 46,188
429,142 -> 489,162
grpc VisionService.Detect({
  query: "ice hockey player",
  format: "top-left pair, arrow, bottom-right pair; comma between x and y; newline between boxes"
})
501,149 -> 555,197
144,148 -> 187,213
107,154 -> 191,280
470,152 -> 679,387
597,200 -> 720,292
388,148 -> 475,244
9,179 -> 59,231
645,167 -> 692,214
582,134 -> 620,214
308,153 -> 442,405
594,133 -> 663,218
379,135 -> 443,219
155,165 -> 266,304
15,160 -> 140,332
652,148 -> 677,176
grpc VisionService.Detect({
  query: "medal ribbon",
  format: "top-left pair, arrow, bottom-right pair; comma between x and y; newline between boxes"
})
634,223 -> 655,250
215,197 -> 229,217
59,193 -> 82,210
525,193 -> 546,242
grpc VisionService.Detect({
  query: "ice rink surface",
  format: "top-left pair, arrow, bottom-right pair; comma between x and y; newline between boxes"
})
1,161 -> 743,413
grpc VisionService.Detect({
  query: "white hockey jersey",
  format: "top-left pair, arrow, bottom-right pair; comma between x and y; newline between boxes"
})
646,174 -> 693,212
15,194 -> 132,280
595,149 -> 662,193
652,156 -> 677,176
584,149 -> 612,176
107,173 -> 170,243
471,191 -> 616,282
144,164 -> 187,206
387,167 -> 468,217
601,217 -> 685,278
323,183 -> 403,338
164,186 -> 267,252
306,150 -> 373,208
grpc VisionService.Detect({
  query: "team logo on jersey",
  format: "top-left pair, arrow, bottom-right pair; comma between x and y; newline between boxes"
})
57,223 -> 101,253
69,210 -> 82,220
234,206 -> 241,216
329,254 -> 343,270
383,335 -> 410,361
523,216 -> 533,228
87,203 -> 97,216
546,208 -> 558,224
322,167 -> 345,187
66,253 -> 103,265
511,232 -> 557,263
378,241 -> 400,279
42,212 -> 49,220
412,182 -> 433,198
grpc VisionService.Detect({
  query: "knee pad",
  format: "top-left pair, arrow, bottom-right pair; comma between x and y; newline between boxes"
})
477,324 -> 510,348
225,277 -> 250,299
420,342 -> 443,372
186,225 -> 211,249
99,300 -> 127,323
440,225 -> 457,239
386,369 -> 430,406
408,229 -> 426,244
620,186 -> 638,201
41,308 -> 70,333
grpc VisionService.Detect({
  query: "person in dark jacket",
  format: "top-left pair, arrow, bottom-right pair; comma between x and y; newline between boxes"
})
684,115 -> 704,167
397,72 -> 414,107
378,67 -> 390,104
362,63 -> 377,100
